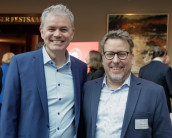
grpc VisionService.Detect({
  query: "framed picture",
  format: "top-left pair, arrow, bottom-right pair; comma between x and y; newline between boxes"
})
107,14 -> 169,74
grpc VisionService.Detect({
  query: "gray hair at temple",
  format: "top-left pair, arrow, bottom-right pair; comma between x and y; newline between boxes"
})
40,4 -> 74,29
100,29 -> 134,53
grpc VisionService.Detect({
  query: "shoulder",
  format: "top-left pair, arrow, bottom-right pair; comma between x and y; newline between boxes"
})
131,76 -> 167,107
135,75 -> 161,86
84,77 -> 103,87
14,49 -> 41,59
70,56 -> 86,64
70,55 -> 87,68
132,74 -> 164,91
94,69 -> 104,75
10,49 -> 42,67
139,63 -> 151,74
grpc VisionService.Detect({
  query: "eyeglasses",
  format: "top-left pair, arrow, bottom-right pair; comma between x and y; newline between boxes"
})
104,51 -> 130,60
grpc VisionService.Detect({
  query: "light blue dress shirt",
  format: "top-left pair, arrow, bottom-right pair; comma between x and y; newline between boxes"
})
96,74 -> 131,138
43,47 -> 75,138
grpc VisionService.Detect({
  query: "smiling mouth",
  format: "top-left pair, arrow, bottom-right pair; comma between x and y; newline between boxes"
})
111,67 -> 122,70
51,40 -> 65,43
110,66 -> 124,73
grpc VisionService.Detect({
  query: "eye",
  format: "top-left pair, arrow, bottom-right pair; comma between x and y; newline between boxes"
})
118,52 -> 127,57
60,27 -> 68,32
105,52 -> 114,58
106,52 -> 114,56
48,27 -> 55,32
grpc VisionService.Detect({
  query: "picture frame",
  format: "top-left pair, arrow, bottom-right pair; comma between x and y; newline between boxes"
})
107,14 -> 169,74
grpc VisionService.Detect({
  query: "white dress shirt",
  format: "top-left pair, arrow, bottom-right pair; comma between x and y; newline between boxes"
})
96,74 -> 131,138
43,46 -> 75,138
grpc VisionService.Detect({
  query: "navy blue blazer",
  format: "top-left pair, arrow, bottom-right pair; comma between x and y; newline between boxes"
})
139,61 -> 172,112
79,74 -> 172,138
0,48 -> 87,138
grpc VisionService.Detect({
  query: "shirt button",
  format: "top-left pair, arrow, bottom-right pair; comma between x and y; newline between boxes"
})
57,127 -> 60,130
58,84 -> 60,86
57,112 -> 60,115
59,98 -> 61,101
57,69 -> 59,72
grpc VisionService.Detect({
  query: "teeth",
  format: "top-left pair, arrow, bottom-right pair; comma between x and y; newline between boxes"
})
53,40 -> 61,42
52,40 -> 64,44
112,67 -> 120,70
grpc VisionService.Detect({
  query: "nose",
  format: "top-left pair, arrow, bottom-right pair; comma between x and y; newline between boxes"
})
112,54 -> 120,63
54,30 -> 62,37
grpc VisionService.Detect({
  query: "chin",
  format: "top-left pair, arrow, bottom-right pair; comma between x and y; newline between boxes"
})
110,74 -> 124,82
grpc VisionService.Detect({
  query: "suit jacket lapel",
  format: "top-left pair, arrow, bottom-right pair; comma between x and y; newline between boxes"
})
91,78 -> 104,138
121,74 -> 141,138
70,56 -> 78,105
70,57 -> 81,130
32,49 -> 49,122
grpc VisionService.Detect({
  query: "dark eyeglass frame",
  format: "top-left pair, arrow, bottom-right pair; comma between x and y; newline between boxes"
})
104,51 -> 130,60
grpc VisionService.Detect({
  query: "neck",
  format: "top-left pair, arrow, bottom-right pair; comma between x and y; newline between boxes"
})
106,78 -> 124,90
153,57 -> 164,63
53,55 -> 67,68
46,48 -> 67,68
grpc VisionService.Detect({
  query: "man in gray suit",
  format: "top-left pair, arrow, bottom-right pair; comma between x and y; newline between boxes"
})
78,29 -> 172,138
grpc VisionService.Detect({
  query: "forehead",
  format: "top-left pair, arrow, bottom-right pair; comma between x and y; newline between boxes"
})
43,13 -> 72,27
104,38 -> 130,51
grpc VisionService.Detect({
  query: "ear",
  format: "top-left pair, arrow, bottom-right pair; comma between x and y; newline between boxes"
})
40,27 -> 44,39
70,28 -> 75,41
131,53 -> 135,65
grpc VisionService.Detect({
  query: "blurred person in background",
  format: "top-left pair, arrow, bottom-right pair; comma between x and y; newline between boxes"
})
165,54 -> 171,66
34,42 -> 44,50
139,46 -> 172,112
0,52 -> 15,113
0,67 -> 2,94
86,50 -> 104,81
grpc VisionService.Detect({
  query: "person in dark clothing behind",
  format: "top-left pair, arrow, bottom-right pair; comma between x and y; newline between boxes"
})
86,50 -> 104,81
34,42 -> 44,50
0,67 -> 2,94
139,46 -> 172,112
0,52 -> 15,113
165,53 -> 171,66
0,67 -> 2,114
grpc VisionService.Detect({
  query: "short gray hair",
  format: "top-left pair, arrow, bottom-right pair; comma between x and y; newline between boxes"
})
40,4 -> 74,29
100,29 -> 134,53
152,46 -> 167,59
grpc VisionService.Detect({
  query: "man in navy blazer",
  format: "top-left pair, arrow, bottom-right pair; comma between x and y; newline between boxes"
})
139,46 -> 172,112
78,30 -> 172,138
0,4 -> 87,138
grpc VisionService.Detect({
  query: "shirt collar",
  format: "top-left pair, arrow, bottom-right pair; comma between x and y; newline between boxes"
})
42,45 -> 71,67
153,57 -> 163,62
102,73 -> 131,89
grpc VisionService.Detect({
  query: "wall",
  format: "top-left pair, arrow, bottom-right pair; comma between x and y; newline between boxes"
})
0,0 -> 172,57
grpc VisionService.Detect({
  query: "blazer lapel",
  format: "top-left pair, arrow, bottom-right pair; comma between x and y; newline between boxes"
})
121,74 -> 141,138
70,56 -> 79,107
32,49 -> 49,122
91,78 -> 104,138
70,57 -> 82,131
